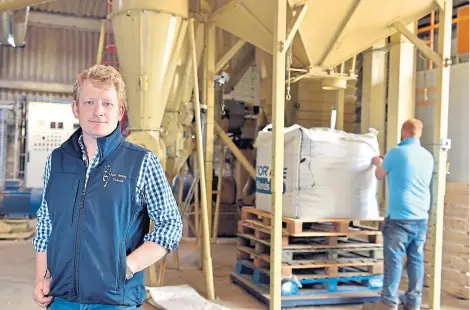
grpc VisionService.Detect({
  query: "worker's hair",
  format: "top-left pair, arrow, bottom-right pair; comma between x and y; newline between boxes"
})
73,65 -> 127,109
402,119 -> 423,138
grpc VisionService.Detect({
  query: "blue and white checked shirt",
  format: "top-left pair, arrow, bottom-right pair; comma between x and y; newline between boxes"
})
32,135 -> 183,253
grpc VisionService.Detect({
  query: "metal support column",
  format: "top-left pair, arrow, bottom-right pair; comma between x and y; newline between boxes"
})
429,1 -> 453,309
361,41 -> 387,206
386,23 -> 417,149
96,19 -> 106,64
204,21 -> 216,232
270,0 -> 286,309
189,19 -> 216,301
335,89 -> 345,130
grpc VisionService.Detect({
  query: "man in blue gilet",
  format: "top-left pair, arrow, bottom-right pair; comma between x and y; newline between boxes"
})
365,119 -> 434,310
31,64 -> 183,309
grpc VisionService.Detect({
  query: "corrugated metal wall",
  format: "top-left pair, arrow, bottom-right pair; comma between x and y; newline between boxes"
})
0,25 -> 117,102
225,64 -> 260,106
415,62 -> 469,183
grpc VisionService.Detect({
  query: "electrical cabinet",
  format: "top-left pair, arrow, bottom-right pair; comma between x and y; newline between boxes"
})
25,102 -> 79,188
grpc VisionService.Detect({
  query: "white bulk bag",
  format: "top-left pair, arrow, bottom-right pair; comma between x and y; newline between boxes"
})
254,124 -> 380,219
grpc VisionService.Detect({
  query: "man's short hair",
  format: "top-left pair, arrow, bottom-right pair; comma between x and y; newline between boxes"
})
402,119 -> 423,138
73,65 -> 127,109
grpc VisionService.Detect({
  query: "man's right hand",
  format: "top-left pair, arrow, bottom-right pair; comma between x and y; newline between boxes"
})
33,278 -> 53,308
371,156 -> 383,167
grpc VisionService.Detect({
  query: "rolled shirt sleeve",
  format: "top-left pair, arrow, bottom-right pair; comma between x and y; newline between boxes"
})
32,154 -> 52,252
141,152 -> 183,252
382,148 -> 398,173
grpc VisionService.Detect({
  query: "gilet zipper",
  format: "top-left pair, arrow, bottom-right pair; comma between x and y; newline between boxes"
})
73,160 -> 91,299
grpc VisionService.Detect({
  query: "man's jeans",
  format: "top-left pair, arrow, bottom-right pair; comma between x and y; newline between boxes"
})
382,218 -> 428,308
47,297 -> 142,310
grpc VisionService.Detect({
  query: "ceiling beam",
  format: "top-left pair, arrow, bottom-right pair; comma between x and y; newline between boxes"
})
212,0 -> 242,21
318,0 -> 361,66
28,11 -> 103,32
0,0 -> 55,12
215,38 -> 246,73
223,46 -> 255,94
393,21 -> 443,67
283,2 -> 309,54
0,80 -> 72,93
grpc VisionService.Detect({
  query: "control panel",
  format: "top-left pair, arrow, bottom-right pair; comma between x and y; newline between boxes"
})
25,102 -> 79,188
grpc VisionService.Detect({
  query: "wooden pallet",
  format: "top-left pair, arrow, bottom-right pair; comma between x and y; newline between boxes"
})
238,235 -> 383,263
236,259 -> 384,283
238,220 -> 383,247
230,272 -> 382,307
238,233 -> 383,255
0,220 -> 36,240
235,260 -> 383,293
237,246 -> 383,277
241,207 -> 384,237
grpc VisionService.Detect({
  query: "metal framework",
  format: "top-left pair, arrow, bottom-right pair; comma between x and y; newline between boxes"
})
0,0 -> 456,309
95,0 -> 454,308
391,4 -> 453,310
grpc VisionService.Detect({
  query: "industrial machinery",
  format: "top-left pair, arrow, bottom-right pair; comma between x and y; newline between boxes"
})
110,0 -> 200,179
105,0 -> 442,185
103,0 -> 443,292
0,179 -> 42,219
0,5 -> 29,47
25,101 -> 78,188
0,177 -> 41,239
0,100 -> 78,220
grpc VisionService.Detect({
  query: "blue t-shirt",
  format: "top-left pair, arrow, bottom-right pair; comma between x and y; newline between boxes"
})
382,137 -> 434,220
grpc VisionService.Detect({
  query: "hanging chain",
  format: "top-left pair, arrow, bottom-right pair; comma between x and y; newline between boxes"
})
220,83 -> 226,118
286,45 -> 293,101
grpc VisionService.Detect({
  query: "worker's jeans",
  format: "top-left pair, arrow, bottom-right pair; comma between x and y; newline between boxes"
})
47,297 -> 142,309
382,218 -> 428,308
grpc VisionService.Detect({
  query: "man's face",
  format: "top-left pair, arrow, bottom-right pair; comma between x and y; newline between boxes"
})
72,80 -> 124,138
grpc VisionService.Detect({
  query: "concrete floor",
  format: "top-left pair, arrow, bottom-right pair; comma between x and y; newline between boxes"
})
0,238 -> 467,310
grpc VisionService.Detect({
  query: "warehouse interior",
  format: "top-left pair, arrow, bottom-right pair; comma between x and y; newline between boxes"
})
0,0 -> 469,309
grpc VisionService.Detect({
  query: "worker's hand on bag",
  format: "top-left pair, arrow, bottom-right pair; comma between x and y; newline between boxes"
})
33,277 -> 53,308
371,156 -> 383,166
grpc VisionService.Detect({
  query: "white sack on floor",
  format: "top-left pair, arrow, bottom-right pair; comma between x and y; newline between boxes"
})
254,124 -> 380,219
146,285 -> 229,310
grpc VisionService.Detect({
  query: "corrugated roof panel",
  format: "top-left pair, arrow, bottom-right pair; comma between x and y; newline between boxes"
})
32,0 -> 107,19
0,25 -> 118,101
0,89 -> 73,102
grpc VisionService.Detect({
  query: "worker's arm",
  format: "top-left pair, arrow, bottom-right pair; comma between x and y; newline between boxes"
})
372,156 -> 387,180
35,252 -> 50,282
32,154 -> 52,274
32,155 -> 53,307
372,150 -> 395,181
126,152 -> 183,274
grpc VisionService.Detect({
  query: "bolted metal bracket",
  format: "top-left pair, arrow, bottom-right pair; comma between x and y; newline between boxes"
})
444,57 -> 452,67
279,41 -> 285,53
440,138 -> 451,151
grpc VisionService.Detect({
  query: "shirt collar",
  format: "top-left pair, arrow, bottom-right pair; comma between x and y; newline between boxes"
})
62,123 -> 123,162
78,135 -> 97,162
399,137 -> 420,146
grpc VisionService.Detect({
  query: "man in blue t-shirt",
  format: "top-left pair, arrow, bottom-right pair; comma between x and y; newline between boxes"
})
364,119 -> 434,310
